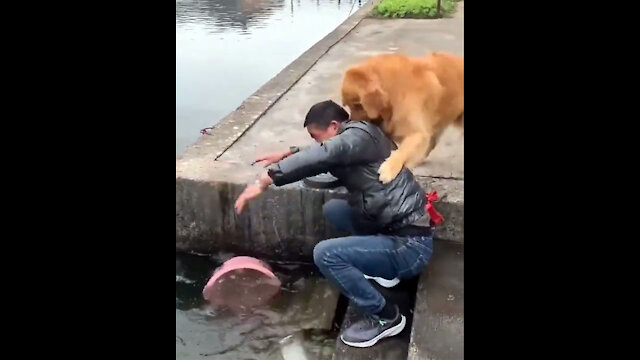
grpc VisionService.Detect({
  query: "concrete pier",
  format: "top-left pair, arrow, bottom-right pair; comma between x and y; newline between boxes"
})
176,2 -> 464,358
176,2 -> 464,256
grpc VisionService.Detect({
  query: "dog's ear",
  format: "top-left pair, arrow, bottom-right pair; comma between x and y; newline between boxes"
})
343,67 -> 389,119
342,67 -> 369,100
361,81 -> 389,119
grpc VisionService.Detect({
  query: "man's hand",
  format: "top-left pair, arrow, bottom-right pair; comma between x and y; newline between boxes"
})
253,152 -> 289,167
234,173 -> 274,215
234,184 -> 264,215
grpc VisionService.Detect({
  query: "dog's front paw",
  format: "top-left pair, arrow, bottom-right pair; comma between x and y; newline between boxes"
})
378,156 -> 403,184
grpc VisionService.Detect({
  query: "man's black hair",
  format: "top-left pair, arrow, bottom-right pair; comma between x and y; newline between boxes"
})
303,100 -> 349,128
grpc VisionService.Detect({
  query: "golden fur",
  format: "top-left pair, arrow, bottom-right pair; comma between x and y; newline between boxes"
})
341,52 -> 464,183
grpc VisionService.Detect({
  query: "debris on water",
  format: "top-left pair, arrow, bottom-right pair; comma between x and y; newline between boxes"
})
278,263 -> 301,271
279,334 -> 294,344
447,294 -> 455,301
292,278 -> 306,289
278,331 -> 309,360
215,251 -> 236,263
176,275 -> 195,284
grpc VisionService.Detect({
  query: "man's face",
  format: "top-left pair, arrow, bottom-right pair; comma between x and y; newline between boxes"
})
307,120 -> 341,143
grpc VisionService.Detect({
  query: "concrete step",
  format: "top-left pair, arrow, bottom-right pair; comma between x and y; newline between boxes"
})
408,241 -> 464,360
415,177 -> 463,243
333,277 -> 419,360
329,240 -> 463,360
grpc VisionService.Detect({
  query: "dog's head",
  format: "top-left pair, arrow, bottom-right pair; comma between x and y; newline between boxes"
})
341,67 -> 390,123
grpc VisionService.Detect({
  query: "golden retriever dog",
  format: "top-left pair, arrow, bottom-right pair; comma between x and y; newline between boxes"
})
341,52 -> 464,183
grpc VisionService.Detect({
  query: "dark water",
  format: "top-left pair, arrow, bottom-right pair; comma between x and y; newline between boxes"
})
176,0 -> 367,155
176,253 -> 339,359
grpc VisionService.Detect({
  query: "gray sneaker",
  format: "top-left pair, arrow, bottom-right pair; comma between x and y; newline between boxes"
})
340,305 -> 406,348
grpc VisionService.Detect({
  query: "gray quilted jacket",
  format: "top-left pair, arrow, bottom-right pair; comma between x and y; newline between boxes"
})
268,121 -> 428,233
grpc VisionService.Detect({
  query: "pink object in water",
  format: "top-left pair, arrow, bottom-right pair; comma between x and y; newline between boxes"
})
202,256 -> 281,309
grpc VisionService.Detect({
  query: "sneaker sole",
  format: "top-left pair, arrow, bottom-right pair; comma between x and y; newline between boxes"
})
363,275 -> 400,288
340,315 -> 406,348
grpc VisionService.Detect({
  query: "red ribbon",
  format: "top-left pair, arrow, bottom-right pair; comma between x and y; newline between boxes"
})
426,191 -> 444,226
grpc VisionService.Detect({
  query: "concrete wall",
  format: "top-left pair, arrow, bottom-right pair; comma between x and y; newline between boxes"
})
177,180 -> 347,259
176,177 -> 462,260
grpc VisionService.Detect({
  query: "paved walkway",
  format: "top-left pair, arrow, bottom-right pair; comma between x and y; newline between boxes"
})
217,3 -> 464,180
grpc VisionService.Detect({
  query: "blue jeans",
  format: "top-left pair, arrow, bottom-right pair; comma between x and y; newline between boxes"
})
313,199 -> 434,315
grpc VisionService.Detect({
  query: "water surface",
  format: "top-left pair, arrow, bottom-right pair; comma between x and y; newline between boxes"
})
176,0 -> 366,155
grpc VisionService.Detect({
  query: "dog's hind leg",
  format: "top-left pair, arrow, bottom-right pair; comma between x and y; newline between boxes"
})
454,112 -> 464,138
410,127 -> 445,167
454,112 -> 463,128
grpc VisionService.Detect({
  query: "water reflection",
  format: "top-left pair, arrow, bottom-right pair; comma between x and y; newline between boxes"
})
176,0 -> 286,32
176,0 -> 367,155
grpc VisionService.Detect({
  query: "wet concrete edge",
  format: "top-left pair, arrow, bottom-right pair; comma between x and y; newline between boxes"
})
408,240 -> 464,360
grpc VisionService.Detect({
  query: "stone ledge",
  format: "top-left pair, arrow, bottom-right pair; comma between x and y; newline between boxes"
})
176,175 -> 463,259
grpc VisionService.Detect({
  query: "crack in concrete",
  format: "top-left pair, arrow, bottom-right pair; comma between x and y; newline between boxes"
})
421,175 -> 464,181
